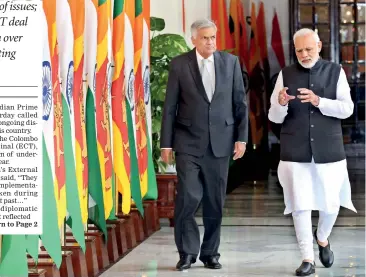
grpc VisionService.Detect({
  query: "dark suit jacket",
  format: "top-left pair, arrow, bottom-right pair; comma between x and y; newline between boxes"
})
160,49 -> 248,158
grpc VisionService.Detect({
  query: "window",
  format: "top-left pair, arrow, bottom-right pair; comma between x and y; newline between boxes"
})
290,0 -> 365,143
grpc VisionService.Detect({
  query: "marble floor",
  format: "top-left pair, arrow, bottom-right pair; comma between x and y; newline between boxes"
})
100,226 -> 365,277
194,156 -> 365,227
100,154 -> 365,276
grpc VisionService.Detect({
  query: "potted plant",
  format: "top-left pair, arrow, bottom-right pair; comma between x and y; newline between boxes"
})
150,17 -> 190,226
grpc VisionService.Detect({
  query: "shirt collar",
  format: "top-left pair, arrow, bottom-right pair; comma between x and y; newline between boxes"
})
196,49 -> 214,63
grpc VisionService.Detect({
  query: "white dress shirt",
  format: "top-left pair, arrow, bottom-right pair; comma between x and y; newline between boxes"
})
268,67 -> 357,215
196,50 -> 215,92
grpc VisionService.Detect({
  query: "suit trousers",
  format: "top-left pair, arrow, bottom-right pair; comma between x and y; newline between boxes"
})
174,142 -> 230,260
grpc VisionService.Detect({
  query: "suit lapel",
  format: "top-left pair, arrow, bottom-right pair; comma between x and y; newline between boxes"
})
211,51 -> 224,102
187,49 -> 210,103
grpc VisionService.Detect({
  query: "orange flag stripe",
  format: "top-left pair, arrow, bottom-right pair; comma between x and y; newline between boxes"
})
97,2 -> 109,71
112,13 -> 125,81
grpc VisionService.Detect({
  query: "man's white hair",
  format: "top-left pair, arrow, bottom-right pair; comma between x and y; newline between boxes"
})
191,19 -> 217,38
293,28 -> 320,43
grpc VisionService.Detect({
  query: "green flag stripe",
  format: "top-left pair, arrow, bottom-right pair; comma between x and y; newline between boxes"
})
126,100 -> 144,216
26,234 -> 39,264
41,135 -> 62,267
113,0 -> 125,18
135,0 -> 142,16
0,235 -> 27,276
143,124 -> 158,200
86,87 -> 107,237
108,171 -> 117,219
62,95 -> 86,252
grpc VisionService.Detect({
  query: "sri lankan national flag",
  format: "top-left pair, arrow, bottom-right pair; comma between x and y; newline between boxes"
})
271,9 -> 285,70
134,0 -> 148,197
229,0 -> 248,69
112,0 -> 132,214
44,0 -> 67,228
229,0 -> 239,56
256,1 -> 270,111
85,0 -> 107,236
108,0 -> 117,219
211,0 -> 233,51
237,1 -> 248,70
96,0 -> 114,219
248,2 -> 264,146
69,0 -> 89,225
40,4 -> 62,267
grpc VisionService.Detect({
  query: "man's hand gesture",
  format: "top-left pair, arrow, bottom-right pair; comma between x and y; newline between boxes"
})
297,88 -> 320,106
278,87 -> 295,106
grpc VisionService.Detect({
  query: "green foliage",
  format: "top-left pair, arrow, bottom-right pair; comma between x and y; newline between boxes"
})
149,17 -> 190,172
151,34 -> 190,58
150,17 -> 165,31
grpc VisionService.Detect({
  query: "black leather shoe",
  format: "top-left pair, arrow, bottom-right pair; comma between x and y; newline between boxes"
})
176,254 -> 196,271
314,229 -> 334,268
295,262 -> 315,276
200,256 -> 222,269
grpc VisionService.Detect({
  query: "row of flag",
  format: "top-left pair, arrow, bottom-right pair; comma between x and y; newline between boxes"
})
210,0 -> 286,147
0,0 -> 157,275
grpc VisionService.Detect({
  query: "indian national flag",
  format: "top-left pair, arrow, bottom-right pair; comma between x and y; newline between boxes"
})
56,0 -> 85,251
124,0 -> 143,215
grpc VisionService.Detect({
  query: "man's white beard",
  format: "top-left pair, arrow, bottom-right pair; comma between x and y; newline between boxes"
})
298,56 -> 319,69
298,58 -> 317,68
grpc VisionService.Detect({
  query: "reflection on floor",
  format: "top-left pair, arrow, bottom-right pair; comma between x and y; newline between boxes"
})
101,152 -> 365,276
195,156 -> 365,226
100,226 -> 365,277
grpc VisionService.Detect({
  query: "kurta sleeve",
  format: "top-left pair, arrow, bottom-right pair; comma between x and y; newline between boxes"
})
316,68 -> 354,119
268,71 -> 288,124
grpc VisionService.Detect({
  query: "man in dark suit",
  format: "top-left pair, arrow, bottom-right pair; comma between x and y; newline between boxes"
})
160,18 -> 248,271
